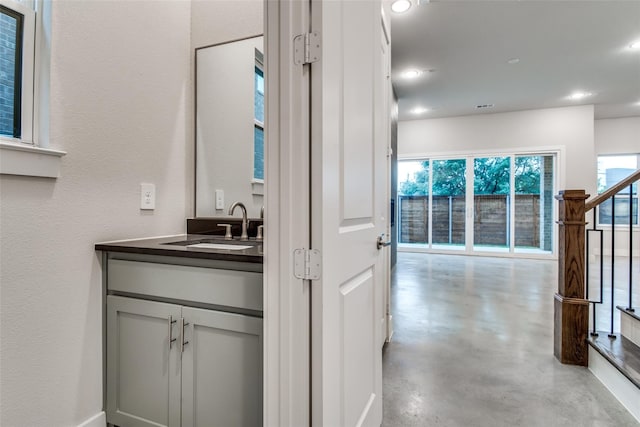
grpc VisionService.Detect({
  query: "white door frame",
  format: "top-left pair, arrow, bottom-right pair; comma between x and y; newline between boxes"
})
264,1 -> 311,426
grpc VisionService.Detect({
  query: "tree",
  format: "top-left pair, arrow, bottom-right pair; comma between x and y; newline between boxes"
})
514,156 -> 541,194
399,161 -> 429,195
473,157 -> 510,195
432,159 -> 466,196
399,156 -> 542,196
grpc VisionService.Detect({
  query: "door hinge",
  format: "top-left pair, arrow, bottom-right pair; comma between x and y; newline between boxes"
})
293,249 -> 321,280
293,32 -> 321,65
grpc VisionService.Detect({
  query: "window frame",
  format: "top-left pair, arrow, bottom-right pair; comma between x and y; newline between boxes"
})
0,0 -> 65,179
0,0 -> 35,145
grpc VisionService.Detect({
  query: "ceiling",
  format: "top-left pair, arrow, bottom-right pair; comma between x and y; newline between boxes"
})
390,0 -> 640,121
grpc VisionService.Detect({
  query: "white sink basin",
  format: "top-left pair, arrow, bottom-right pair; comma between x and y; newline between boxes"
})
187,243 -> 253,250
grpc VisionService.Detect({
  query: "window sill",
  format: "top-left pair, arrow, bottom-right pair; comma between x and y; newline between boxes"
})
0,141 -> 66,178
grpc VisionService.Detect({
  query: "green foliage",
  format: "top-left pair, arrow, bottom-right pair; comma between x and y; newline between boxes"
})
399,156 -> 542,196
473,157 -> 510,195
514,156 -> 541,194
432,159 -> 466,196
399,161 -> 429,195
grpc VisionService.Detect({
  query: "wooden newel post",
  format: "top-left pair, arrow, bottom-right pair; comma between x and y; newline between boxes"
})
554,190 -> 590,366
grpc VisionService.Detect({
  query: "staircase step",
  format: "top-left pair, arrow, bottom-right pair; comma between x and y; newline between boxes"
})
617,306 -> 640,347
617,305 -> 640,321
588,333 -> 640,421
588,332 -> 640,389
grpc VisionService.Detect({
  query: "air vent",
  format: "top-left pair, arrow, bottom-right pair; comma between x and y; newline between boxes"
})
476,104 -> 495,109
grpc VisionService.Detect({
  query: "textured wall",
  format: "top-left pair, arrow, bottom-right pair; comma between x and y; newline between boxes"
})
191,0 -> 263,50
0,1 -> 191,426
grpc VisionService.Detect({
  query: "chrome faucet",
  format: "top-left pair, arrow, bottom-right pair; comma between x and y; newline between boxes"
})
228,202 -> 249,240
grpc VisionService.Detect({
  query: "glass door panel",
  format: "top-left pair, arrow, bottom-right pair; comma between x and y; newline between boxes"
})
432,159 -> 466,250
398,160 -> 429,245
473,157 -> 510,251
514,155 -> 554,253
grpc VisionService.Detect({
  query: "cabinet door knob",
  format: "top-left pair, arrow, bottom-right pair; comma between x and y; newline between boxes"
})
168,316 -> 177,350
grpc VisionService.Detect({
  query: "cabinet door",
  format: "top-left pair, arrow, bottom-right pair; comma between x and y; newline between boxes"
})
181,307 -> 263,427
107,296 -> 182,427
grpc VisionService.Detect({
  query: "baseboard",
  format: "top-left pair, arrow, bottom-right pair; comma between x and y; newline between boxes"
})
77,411 -> 106,427
589,347 -> 640,422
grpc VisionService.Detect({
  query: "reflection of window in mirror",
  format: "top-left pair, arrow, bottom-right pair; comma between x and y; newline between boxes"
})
253,49 -> 264,182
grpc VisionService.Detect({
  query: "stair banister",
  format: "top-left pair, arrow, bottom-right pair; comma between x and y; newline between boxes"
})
555,168 -> 640,366
554,190 -> 590,366
585,169 -> 640,212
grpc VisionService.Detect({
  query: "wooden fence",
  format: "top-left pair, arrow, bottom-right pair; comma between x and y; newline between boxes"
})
399,194 -> 541,247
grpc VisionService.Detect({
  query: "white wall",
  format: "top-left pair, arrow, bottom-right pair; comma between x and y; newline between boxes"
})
191,0 -> 263,50
0,2 -> 191,426
595,116 -> 640,155
399,105 -> 597,195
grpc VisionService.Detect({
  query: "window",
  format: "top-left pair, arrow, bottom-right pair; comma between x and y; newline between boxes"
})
597,154 -> 639,226
0,0 -> 35,143
253,49 -> 264,182
0,1 -> 64,179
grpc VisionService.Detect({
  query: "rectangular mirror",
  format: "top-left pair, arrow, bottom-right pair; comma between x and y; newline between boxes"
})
192,0 -> 264,219
195,35 -> 264,218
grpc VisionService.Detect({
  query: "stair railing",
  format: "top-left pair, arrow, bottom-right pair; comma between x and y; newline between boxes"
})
554,169 -> 640,366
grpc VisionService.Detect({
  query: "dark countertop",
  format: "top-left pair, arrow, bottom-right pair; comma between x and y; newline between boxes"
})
95,234 -> 263,264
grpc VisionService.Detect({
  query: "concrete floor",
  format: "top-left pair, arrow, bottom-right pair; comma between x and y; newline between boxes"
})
382,253 -> 639,426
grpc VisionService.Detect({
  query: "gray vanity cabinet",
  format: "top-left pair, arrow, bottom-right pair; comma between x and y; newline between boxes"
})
103,253 -> 263,427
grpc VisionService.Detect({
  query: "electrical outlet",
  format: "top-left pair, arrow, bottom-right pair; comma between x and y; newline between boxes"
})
140,183 -> 156,210
215,189 -> 224,210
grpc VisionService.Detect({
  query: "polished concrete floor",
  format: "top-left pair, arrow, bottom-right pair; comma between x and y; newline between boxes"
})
382,253 -> 638,426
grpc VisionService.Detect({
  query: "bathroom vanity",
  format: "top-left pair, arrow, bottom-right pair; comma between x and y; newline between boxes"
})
96,235 -> 263,427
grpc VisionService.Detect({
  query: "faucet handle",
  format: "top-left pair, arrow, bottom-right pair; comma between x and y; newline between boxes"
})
216,223 -> 233,240
256,225 -> 264,241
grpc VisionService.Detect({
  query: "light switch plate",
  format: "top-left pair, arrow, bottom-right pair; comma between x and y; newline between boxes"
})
140,183 -> 155,210
215,189 -> 224,209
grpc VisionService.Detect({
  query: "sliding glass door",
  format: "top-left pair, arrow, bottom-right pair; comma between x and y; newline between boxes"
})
432,159 -> 466,250
398,152 -> 556,256
514,155 -> 555,253
473,157 -> 510,252
398,160 -> 429,245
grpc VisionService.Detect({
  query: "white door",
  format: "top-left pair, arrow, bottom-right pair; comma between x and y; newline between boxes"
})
310,0 -> 386,426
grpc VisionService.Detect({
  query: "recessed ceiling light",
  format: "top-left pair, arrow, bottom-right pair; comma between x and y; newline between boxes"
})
402,69 -> 422,79
628,41 -> 640,51
567,91 -> 593,101
411,107 -> 429,115
507,58 -> 520,64
391,0 -> 412,13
